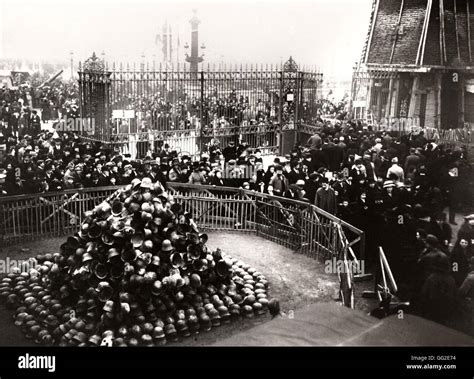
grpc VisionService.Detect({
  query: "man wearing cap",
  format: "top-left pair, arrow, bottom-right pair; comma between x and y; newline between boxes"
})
314,177 -> 337,215
121,163 -> 136,184
404,147 -> 421,174
168,159 -> 186,183
416,234 -> 449,283
62,163 -> 79,189
30,110 -> 41,137
362,153 -> 376,182
209,169 -> 224,186
289,180 -> 308,202
188,165 -> 207,185
386,157 -> 404,183
306,132 -> 322,152
337,135 -> 347,152
372,138 -> 383,154
269,165 -> 289,197
322,136 -> 344,172
18,110 -> 30,138
310,146 -> 328,172
222,140 -> 238,163
98,165 -> 113,187
286,161 -> 304,185
350,158 -> 367,183
419,251 -> 457,324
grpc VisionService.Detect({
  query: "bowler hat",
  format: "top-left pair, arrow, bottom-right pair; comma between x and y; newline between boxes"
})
96,282 -> 113,302
107,248 -> 120,262
161,239 -> 173,252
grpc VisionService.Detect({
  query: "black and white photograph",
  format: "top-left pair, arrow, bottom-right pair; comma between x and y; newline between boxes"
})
0,0 -> 472,375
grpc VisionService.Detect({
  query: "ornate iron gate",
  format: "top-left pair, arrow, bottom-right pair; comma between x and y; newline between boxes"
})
78,55 -> 323,158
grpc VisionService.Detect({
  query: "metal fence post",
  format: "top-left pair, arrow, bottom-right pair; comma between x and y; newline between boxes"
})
199,71 -> 204,155
278,70 -> 284,156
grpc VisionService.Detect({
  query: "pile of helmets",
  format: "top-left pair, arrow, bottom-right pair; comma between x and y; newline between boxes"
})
0,178 -> 272,346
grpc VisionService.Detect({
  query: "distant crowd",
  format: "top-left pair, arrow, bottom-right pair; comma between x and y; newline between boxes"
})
0,80 -> 78,138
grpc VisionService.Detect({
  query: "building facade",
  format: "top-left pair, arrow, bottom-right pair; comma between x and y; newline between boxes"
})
352,0 -> 474,136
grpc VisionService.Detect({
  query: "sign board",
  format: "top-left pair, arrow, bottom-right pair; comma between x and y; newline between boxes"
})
112,110 -> 136,119
353,100 -> 366,108
124,110 -> 135,119
112,110 -> 124,119
286,93 -> 294,102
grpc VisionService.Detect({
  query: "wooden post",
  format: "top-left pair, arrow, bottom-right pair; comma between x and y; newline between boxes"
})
436,72 -> 443,129
460,74 -> 465,128
454,0 -> 461,61
390,0 -> 406,64
440,0 -> 447,65
432,75 -> 438,129
376,85 -> 383,122
386,77 -> 394,120
408,75 -> 419,119
393,76 -> 401,128
278,71 -> 283,155
294,71 -> 302,147
417,0 -> 433,65
366,78 -> 375,121
468,0 -> 472,63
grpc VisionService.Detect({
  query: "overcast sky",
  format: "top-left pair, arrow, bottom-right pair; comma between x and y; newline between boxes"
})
0,0 -> 372,79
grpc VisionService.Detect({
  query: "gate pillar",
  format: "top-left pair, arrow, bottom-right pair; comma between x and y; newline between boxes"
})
279,57 -> 300,155
78,53 -> 112,142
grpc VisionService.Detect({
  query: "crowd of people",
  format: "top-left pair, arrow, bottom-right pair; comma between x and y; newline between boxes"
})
113,84 -> 321,137
0,79 -> 78,139
244,121 -> 472,331
116,89 -> 280,132
0,126 -> 261,195
159,119 -> 472,332
0,80 -> 472,332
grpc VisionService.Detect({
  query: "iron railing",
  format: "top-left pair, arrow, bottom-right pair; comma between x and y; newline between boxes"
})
166,182 -> 365,261
78,56 -> 324,157
0,183 -> 364,258
0,183 -> 363,308
0,187 -> 120,245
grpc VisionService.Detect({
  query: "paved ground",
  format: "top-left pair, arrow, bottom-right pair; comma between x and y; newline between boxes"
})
0,232 -> 361,346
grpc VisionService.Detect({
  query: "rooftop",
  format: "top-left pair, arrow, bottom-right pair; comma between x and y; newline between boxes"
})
363,0 -> 474,69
